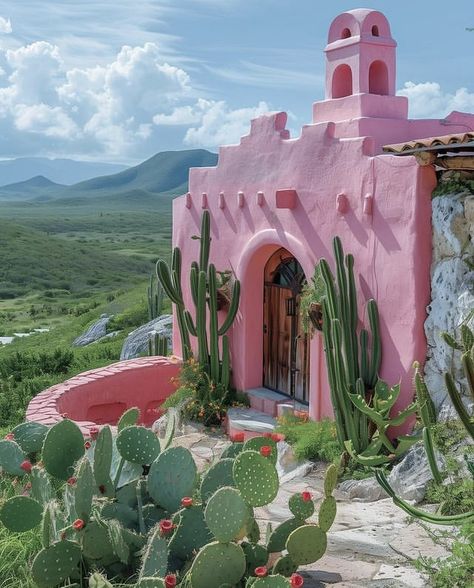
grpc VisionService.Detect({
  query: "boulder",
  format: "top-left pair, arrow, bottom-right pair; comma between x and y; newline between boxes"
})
120,314 -> 172,360
338,477 -> 388,502
73,314 -> 111,347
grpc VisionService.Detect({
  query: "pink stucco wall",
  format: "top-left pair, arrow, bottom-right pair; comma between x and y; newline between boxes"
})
171,9 -> 474,423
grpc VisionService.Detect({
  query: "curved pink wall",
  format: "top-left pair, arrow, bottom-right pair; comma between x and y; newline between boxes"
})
26,357 -> 180,435
171,8 -> 474,425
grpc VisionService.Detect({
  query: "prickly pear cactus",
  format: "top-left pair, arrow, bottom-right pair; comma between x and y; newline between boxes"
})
205,486 -> 248,541
267,518 -> 303,552
117,407 -> 140,431
252,576 -> 291,587
148,446 -> 197,512
139,527 -> 168,578
288,492 -> 315,520
0,495 -> 43,532
11,421 -> 48,454
286,524 -> 328,565
200,457 -> 235,502
31,540 -> 82,588
233,450 -> 279,506
42,419 -> 85,480
244,437 -> 278,464
0,439 -> 27,475
221,441 -> 244,459
116,425 -> 161,465
190,541 -> 246,588
169,505 -> 213,560
319,496 -> 337,532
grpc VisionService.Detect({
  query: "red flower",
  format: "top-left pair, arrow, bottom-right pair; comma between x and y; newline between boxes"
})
290,573 -> 304,587
89,426 -> 99,440
67,477 -> 77,486
20,460 -> 32,473
301,491 -> 312,502
255,566 -> 267,577
263,432 -> 273,439
231,432 -> 244,442
181,497 -> 193,508
164,574 -> 177,588
260,445 -> 272,458
73,519 -> 85,531
271,433 -> 285,442
84,441 -> 91,450
159,519 -> 174,536
4,433 -> 14,441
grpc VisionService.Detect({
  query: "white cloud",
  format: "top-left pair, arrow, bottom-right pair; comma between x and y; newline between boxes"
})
0,37 -> 270,159
0,17 -> 12,34
183,100 -> 270,148
398,81 -> 474,119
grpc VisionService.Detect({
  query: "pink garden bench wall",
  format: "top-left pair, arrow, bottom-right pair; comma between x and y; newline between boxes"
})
26,357 -> 180,435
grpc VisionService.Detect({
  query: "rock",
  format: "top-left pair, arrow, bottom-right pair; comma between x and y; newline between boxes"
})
120,314 -> 172,360
387,444 -> 444,503
92,331 -> 121,343
425,193 -> 474,410
338,477 -> 388,502
73,315 -> 111,347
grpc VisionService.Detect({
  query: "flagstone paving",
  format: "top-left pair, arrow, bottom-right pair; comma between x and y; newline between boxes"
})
174,430 -> 448,587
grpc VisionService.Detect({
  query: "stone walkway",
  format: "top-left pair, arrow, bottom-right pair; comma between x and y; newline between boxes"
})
174,430 -> 446,587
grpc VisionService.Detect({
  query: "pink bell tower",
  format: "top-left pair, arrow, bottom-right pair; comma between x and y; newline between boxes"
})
313,9 -> 409,146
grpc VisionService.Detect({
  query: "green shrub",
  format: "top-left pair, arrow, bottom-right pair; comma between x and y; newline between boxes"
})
276,414 -> 342,463
107,302 -> 148,331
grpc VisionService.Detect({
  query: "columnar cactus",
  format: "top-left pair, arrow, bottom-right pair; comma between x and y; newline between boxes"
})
0,411 -> 337,587
320,236 -> 418,464
156,210 -> 240,388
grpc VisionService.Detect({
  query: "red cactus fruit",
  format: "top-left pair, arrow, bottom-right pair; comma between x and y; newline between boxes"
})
255,566 -> 268,577
271,432 -> 285,442
164,574 -> 177,588
20,460 -> 32,473
260,445 -> 272,458
231,432 -> 245,442
159,519 -> 174,536
181,497 -> 193,508
73,519 -> 85,531
4,433 -> 14,441
301,491 -> 312,502
84,441 -> 91,450
67,477 -> 77,486
290,573 -> 304,587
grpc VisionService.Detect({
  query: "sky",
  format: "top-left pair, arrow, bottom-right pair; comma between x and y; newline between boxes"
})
0,0 -> 472,164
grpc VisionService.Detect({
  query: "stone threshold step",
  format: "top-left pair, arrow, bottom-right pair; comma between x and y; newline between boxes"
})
226,407 -> 276,440
245,387 -> 309,417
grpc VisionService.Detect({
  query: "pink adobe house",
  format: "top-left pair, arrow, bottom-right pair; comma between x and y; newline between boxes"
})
172,8 -> 474,424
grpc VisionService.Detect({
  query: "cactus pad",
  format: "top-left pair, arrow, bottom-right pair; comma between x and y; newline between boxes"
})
148,446 -> 197,512
190,541 -> 246,588
200,457 -> 235,502
117,407 -> 140,431
289,493 -> 315,520
42,419 -> 85,480
74,458 -> 94,522
267,518 -> 303,552
221,442 -> 244,459
93,425 -> 113,494
286,524 -> 327,565
205,486 -> 247,541
241,541 -> 268,574
169,505 -> 213,560
140,528 -> 168,578
136,579 -> 165,588
272,554 -> 297,577
324,463 -> 338,496
82,521 -> 115,562
0,495 -> 42,532
31,540 -> 82,588
142,504 -> 168,530
244,437 -> 278,465
31,466 -> 53,504
89,572 -> 114,587
102,502 -> 138,529
11,422 -> 48,454
233,450 -> 279,507
318,496 -> 337,532
116,426 -> 161,465
253,576 -> 291,587
0,439 -> 27,476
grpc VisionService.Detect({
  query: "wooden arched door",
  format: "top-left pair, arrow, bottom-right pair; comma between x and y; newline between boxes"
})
263,248 -> 310,403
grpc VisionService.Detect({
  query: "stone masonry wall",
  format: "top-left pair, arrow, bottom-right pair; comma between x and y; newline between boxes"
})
424,191 -> 474,413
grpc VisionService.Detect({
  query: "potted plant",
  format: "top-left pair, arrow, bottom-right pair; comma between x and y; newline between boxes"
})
300,264 -> 325,333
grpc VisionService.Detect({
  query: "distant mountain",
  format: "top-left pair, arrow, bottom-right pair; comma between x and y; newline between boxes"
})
0,149 -> 218,204
0,157 -> 128,186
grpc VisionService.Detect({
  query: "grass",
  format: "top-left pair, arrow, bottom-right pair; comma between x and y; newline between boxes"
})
276,414 -> 342,463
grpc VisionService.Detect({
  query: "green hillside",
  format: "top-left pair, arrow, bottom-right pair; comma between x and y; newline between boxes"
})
0,149 -> 217,202
0,220 -> 150,300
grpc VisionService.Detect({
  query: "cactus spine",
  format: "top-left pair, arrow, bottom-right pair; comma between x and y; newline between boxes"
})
156,210 -> 240,386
